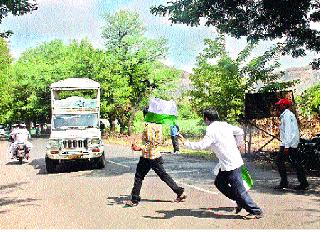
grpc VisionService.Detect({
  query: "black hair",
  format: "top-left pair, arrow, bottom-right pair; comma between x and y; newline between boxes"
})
203,108 -> 220,122
143,107 -> 149,117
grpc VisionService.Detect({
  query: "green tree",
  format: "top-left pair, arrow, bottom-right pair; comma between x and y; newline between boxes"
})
12,39 -> 100,124
149,62 -> 182,101
189,35 -> 293,122
151,1 -> 320,69
101,10 -> 169,135
297,82 -> 320,117
0,37 -> 13,123
0,0 -> 38,38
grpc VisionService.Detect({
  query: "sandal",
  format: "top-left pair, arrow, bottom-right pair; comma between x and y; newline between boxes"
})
174,194 -> 187,202
243,213 -> 263,220
124,200 -> 138,207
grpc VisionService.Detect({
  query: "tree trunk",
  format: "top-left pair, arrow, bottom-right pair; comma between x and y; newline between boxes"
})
119,120 -> 126,134
127,110 -> 136,136
108,116 -> 115,132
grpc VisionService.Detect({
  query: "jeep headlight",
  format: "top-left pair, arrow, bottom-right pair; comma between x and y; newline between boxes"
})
47,139 -> 61,149
90,138 -> 101,146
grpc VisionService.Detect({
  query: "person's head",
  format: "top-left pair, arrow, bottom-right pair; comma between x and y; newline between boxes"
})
19,123 -> 26,129
275,98 -> 292,113
203,108 -> 220,125
142,106 -> 149,118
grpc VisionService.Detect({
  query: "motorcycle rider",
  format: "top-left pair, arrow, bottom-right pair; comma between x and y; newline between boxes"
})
8,124 -> 19,158
12,123 -> 32,160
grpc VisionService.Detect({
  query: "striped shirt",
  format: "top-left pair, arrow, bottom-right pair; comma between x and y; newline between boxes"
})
142,122 -> 162,159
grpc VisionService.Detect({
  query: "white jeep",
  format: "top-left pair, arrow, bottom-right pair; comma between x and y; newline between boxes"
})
45,78 -> 105,173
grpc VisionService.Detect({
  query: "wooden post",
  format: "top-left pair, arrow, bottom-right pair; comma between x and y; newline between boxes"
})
248,122 -> 252,155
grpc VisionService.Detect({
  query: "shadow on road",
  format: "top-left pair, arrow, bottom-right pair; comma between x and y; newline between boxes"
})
107,195 -> 176,207
106,195 -> 130,206
6,160 -> 29,165
253,175 -> 320,197
29,158 -> 107,175
29,158 -> 47,175
0,197 -> 39,207
0,182 -> 28,192
0,182 -> 40,215
143,207 -> 242,220
0,209 -> 9,214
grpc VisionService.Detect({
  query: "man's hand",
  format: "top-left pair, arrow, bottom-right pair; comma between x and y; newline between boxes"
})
131,143 -> 142,151
238,144 -> 245,154
177,133 -> 186,145
284,148 -> 289,156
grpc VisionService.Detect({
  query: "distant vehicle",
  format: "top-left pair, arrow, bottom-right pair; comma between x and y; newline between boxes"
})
45,78 -> 105,173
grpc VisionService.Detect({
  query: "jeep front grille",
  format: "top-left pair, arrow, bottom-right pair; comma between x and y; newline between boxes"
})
62,139 -> 88,149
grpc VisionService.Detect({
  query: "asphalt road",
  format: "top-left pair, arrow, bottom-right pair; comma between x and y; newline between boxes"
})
0,138 -> 319,229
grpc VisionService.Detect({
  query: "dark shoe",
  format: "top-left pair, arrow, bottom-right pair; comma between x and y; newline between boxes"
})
243,213 -> 263,220
274,184 -> 288,190
124,200 -> 138,207
294,184 -> 309,191
235,205 -> 242,214
174,193 -> 187,202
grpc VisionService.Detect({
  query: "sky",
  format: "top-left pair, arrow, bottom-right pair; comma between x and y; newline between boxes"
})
1,0 -> 317,73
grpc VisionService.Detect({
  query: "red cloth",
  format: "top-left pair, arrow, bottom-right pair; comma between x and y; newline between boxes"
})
275,98 -> 292,106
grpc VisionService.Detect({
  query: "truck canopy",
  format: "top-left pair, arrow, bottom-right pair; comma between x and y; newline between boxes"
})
51,78 -> 100,90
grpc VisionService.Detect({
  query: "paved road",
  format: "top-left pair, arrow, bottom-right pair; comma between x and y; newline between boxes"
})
0,138 -> 319,229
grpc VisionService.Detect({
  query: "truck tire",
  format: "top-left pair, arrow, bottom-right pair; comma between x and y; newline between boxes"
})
18,157 -> 23,165
94,153 -> 105,169
45,157 -> 57,173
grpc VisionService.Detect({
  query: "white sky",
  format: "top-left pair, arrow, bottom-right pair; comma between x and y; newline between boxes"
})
1,0 -> 317,73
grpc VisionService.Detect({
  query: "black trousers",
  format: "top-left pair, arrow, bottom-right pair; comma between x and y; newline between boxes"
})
275,146 -> 308,186
171,136 -> 179,152
214,167 -> 262,215
131,157 -> 184,202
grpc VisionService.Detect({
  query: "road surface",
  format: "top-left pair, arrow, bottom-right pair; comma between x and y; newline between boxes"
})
0,138 -> 319,229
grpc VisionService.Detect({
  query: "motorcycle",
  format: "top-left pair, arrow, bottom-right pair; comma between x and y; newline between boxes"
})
298,133 -> 320,172
13,143 -> 29,164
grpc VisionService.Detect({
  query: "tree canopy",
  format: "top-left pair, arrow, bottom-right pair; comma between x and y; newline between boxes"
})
0,37 -> 13,123
0,10 -> 182,134
101,10 -> 172,135
0,0 -> 38,38
297,82 -> 320,117
11,39 -> 99,124
189,35 -> 294,122
151,0 -> 320,69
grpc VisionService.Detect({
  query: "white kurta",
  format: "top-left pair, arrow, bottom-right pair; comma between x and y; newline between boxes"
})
279,109 -> 300,148
185,121 -> 244,171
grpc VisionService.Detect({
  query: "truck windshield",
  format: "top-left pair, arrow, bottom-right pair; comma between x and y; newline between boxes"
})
53,114 -> 98,129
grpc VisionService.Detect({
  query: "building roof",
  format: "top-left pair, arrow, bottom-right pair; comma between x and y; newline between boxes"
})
51,78 -> 100,89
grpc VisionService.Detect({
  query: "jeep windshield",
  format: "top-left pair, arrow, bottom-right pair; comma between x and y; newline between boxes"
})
53,114 -> 98,130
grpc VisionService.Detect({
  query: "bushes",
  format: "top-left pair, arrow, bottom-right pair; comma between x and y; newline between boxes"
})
297,82 -> 320,118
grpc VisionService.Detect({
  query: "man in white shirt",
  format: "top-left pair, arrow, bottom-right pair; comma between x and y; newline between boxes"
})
178,109 -> 263,220
274,98 -> 309,190
12,123 -> 32,159
8,124 -> 19,157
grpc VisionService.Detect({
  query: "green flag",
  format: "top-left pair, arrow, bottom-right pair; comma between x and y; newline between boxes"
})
145,98 -> 177,125
241,165 -> 254,190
